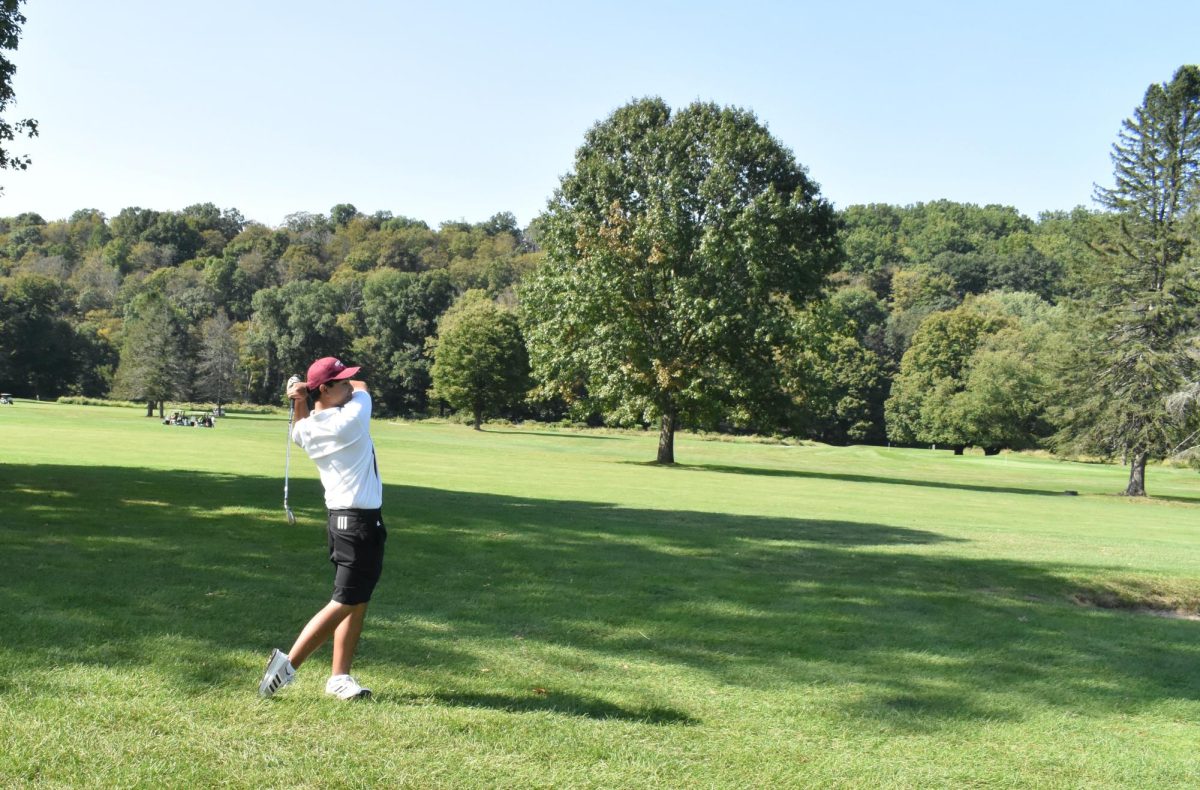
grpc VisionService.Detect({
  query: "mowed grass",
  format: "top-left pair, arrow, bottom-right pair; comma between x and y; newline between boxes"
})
1,399 -> 1199,788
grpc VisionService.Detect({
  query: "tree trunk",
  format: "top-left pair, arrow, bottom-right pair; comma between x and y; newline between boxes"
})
657,408 -> 677,464
158,400 -> 165,419
473,403 -> 482,430
1123,450 -> 1147,497
953,445 -> 965,456
984,447 -> 1001,456
146,400 -> 155,417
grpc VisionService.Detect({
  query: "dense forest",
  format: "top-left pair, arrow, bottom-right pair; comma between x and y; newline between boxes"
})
0,205 -> 537,408
0,198 -> 1142,435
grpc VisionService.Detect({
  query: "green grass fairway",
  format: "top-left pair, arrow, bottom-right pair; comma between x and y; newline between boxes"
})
2,400 -> 1199,787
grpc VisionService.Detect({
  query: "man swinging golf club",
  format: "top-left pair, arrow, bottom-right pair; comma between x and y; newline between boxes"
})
259,356 -> 386,700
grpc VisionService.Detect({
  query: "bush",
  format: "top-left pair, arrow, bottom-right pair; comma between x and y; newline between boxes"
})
56,396 -> 145,408
55,396 -> 278,414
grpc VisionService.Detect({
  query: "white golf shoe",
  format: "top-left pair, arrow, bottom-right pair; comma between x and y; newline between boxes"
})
325,674 -> 371,700
258,649 -> 296,697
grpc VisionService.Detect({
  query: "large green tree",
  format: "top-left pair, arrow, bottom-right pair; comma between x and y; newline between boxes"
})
0,274 -> 79,398
522,98 -> 841,463
244,281 -> 350,400
1055,65 -> 1200,496
353,268 -> 455,415
942,323 -> 1057,453
781,301 -> 885,444
428,290 -> 529,429
884,301 -> 1014,452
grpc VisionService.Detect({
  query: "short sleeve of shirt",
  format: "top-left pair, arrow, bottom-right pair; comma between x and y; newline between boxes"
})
340,390 -> 372,431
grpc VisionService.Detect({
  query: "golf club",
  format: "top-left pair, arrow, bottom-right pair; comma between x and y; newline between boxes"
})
283,375 -> 301,525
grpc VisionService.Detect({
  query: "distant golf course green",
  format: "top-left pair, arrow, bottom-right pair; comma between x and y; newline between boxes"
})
2,399 -> 1199,787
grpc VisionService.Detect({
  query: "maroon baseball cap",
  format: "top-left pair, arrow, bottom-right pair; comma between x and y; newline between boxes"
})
305,357 -> 360,391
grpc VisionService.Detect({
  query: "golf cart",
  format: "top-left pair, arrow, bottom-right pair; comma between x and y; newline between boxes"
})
0,393 -> 12,405
162,409 -> 216,427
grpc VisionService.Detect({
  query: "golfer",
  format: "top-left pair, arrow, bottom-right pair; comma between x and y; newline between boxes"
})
259,356 -> 386,700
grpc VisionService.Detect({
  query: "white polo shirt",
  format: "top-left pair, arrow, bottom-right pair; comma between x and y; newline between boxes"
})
291,390 -> 383,510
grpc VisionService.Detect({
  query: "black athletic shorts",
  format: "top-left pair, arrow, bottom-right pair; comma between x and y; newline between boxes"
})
326,508 -> 387,605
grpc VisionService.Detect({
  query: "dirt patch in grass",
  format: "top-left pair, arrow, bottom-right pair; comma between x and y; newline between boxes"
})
1067,575 -> 1200,620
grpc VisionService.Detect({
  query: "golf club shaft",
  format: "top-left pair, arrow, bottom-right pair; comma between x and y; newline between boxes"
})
284,399 -> 294,511
284,375 -> 301,521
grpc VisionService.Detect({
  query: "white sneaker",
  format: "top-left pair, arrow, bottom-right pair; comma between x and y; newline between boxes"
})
258,649 -> 296,697
325,674 -> 371,700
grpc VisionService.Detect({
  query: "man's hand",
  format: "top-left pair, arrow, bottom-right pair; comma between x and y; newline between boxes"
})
286,377 -> 313,420
349,379 -> 369,393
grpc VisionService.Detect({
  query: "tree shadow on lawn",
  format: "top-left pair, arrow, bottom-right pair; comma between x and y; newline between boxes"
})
655,461 -> 1072,498
1,464 -> 1198,730
1132,492 -> 1200,506
478,427 -> 625,441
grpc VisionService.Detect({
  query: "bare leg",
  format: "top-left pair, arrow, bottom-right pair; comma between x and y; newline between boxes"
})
332,603 -> 368,676
287,600 -> 357,669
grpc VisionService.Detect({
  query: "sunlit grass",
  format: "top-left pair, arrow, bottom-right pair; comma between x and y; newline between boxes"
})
1,399 -> 1198,787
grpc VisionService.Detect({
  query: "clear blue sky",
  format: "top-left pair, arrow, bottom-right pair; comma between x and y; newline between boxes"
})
5,1 -> 1198,228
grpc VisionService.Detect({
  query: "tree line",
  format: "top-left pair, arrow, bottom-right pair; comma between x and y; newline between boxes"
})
0,68 -> 1197,495
0,199 -> 1067,426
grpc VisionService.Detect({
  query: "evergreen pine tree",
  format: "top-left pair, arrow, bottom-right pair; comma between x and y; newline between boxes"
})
196,309 -> 242,410
111,293 -> 189,416
1055,66 -> 1200,495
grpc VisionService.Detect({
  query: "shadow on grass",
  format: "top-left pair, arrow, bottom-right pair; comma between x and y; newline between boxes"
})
478,427 -> 624,441
1130,493 -> 1200,506
2,464 -> 1198,730
393,691 -> 698,724
649,461 -> 1071,498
